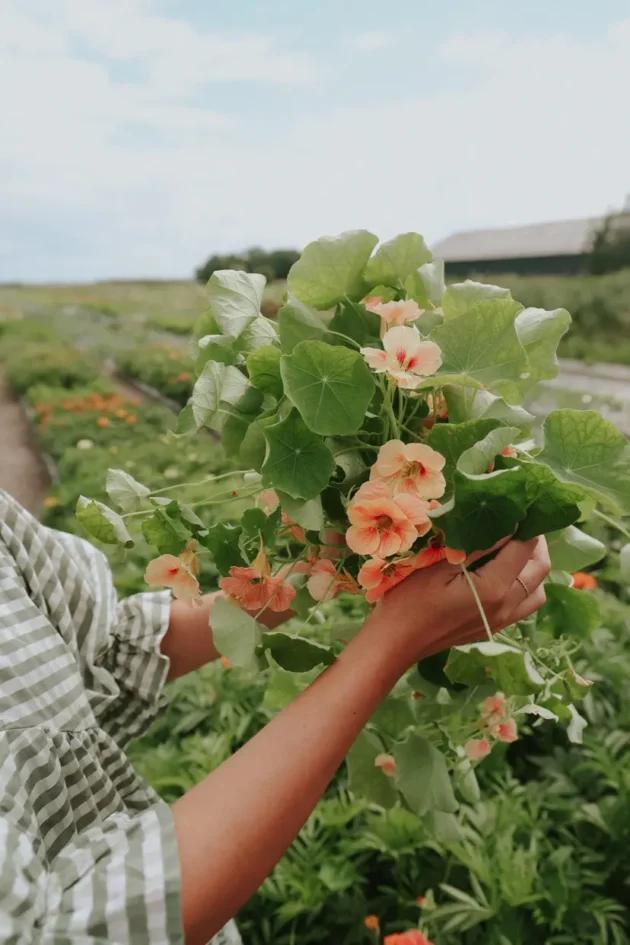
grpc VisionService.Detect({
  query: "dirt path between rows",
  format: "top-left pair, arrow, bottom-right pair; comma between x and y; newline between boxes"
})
0,373 -> 50,514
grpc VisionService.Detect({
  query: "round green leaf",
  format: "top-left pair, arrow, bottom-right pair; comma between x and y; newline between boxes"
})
281,340 -> 374,436
547,525 -> 607,572
105,468 -> 150,513
346,730 -> 398,809
442,281 -> 512,320
287,230 -> 378,309
261,632 -> 335,672
536,409 -> 630,515
363,232 -> 432,287
205,270 -> 265,338
262,409 -> 335,499
445,641 -> 544,695
191,361 -> 250,430
247,345 -> 283,399
540,584 -> 601,639
394,733 -> 458,816
212,596 -> 262,670
514,306 -> 571,389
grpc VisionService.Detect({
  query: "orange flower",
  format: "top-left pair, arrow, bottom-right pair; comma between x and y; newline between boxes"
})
481,692 -> 506,720
175,372 -> 192,382
361,325 -> 442,388
414,536 -> 466,569
362,295 -> 384,311
307,558 -> 359,602
43,496 -> 59,509
126,414 -> 137,424
115,408 -> 128,419
281,510 -> 307,544
346,488 -> 431,558
358,554 -> 417,603
369,299 -> 423,337
572,571 -> 597,590
364,915 -> 380,931
384,932 -> 433,945
371,440 -> 446,499
219,546 -> 296,613
492,718 -> 518,743
257,489 -> 280,514
465,737 -> 492,761
145,541 -> 202,605
374,753 -> 397,777
220,656 -> 231,669
96,416 -> 110,428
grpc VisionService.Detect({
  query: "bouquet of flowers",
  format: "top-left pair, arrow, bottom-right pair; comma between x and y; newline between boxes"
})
78,229 -> 630,820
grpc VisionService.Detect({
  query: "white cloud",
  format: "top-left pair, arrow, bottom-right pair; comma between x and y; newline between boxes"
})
1,4 -> 630,281
348,31 -> 393,52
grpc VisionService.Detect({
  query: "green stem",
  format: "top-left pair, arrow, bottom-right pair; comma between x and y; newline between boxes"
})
461,564 -> 493,643
593,508 -> 630,541
325,329 -> 361,349
383,382 -> 400,439
149,470 -> 252,497
400,424 -> 422,442
122,486 -> 259,519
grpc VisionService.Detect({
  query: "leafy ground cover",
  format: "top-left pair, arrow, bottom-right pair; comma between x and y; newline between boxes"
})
115,343 -> 195,406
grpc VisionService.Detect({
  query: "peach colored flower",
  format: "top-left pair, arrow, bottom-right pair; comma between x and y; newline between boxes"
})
220,656 -> 231,669
257,489 -> 280,514
492,718 -> 518,743
145,542 -> 202,605
414,536 -> 466,569
220,546 -> 296,613
370,299 -> 423,337
281,510 -> 306,544
371,440 -> 446,499
346,490 -> 431,558
364,915 -> 380,932
465,737 -> 492,761
501,445 -> 518,459
307,558 -> 359,602
361,326 -> 442,389
374,753 -> 397,777
358,554 -> 417,603
384,932 -> 433,945
481,692 -> 506,719
362,295 -> 385,312
572,571 -> 597,590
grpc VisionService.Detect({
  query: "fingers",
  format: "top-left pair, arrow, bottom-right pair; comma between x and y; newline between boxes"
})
478,536 -> 544,587
507,585 -> 547,624
464,536 -> 511,568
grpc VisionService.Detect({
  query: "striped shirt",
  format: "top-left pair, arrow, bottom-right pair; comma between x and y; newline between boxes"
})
0,490 -> 241,945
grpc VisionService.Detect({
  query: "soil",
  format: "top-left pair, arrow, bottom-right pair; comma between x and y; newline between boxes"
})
0,373 -> 50,514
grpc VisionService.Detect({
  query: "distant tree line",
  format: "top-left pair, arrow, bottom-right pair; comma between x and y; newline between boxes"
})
589,204 -> 630,275
195,247 -> 300,284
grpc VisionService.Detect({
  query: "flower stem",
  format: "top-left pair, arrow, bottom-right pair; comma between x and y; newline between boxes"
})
383,382 -> 400,439
593,508 -> 630,541
149,470 -> 252,497
461,564 -> 493,643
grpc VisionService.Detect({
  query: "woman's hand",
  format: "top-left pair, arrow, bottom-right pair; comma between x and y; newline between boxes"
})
366,536 -> 550,671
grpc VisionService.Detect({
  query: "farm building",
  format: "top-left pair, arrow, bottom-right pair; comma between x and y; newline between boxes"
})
433,212 -> 630,278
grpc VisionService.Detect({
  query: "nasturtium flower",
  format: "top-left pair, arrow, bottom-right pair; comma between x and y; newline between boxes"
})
369,299 -> 423,336
307,558 -> 359,602
257,489 -> 280,514
361,325 -> 442,389
481,692 -> 506,720
219,546 -> 296,613
384,931 -> 433,945
281,510 -> 307,544
145,541 -> 202,605
414,536 -> 466,569
358,554 -> 417,603
346,490 -> 433,558
362,295 -> 385,312
572,571 -> 597,590
371,440 -> 446,499
465,737 -> 492,761
374,753 -> 397,777
492,718 -> 518,743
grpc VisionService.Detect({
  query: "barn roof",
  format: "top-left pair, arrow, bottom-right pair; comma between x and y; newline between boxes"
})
432,215 -> 629,262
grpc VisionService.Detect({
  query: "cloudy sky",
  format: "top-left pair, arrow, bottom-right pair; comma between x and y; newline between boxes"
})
2,0 -> 630,282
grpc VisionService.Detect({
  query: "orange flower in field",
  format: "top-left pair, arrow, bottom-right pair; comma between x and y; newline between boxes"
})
126,414 -> 137,424
346,490 -> 430,558
307,558 -> 359,602
371,440 -> 446,499
374,753 -> 396,777
414,536 -> 466,569
364,914 -> 380,931
219,546 -> 296,613
358,554 -> 417,603
465,737 -> 492,761
370,299 -> 423,337
361,326 -> 442,388
492,718 -> 518,743
257,489 -> 280,514
44,496 -> 59,509
384,932 -> 433,945
96,416 -> 109,428
115,408 -> 127,419
572,571 -> 597,590
145,541 -> 201,605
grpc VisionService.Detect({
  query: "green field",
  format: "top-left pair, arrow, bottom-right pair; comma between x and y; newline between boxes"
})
2,274 -> 630,944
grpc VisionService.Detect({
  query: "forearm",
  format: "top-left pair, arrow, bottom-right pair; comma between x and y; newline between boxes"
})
171,610 -> 405,945
163,592 -> 293,679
